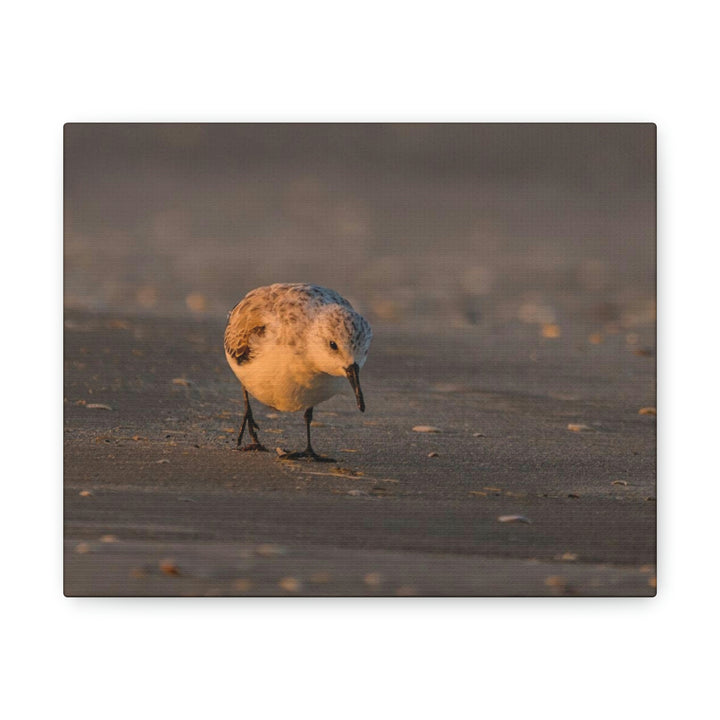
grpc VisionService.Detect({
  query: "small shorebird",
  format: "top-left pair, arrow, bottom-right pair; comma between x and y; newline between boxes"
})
224,283 -> 372,461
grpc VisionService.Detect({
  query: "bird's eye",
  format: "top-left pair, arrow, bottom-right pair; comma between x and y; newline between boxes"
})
329,341 -> 338,351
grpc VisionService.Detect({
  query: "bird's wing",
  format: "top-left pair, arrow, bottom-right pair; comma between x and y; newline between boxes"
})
224,283 -> 354,364
224,296 -> 267,365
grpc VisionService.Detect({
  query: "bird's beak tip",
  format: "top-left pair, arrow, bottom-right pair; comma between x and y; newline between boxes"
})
345,362 -> 366,413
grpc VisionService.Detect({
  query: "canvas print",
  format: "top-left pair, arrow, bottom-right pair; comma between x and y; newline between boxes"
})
63,123 -> 656,596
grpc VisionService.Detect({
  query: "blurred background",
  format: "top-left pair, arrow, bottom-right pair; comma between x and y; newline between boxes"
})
64,123 -> 655,332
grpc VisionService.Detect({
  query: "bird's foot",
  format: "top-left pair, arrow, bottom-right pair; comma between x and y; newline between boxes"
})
281,448 -> 336,463
237,442 -> 269,453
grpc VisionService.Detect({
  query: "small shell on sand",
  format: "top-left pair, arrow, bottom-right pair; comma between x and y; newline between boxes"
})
555,552 -> 578,561
413,425 -> 442,433
497,515 -> 531,524
567,423 -> 592,432
255,543 -> 286,557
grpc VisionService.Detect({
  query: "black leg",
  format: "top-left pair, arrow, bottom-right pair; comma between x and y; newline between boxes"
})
282,407 -> 335,462
237,388 -> 268,452
303,406 -> 314,452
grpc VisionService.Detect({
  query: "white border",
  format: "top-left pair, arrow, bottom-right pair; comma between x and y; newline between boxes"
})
5,1 -> 717,717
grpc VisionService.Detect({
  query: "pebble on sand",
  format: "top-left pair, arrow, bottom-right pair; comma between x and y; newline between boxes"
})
278,577 -> 301,592
541,323 -> 561,338
159,559 -> 181,576
185,292 -> 207,313
413,425 -> 442,433
545,575 -> 566,589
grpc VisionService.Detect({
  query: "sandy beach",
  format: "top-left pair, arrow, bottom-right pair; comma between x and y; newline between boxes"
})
64,310 -> 655,596
64,124 -> 655,596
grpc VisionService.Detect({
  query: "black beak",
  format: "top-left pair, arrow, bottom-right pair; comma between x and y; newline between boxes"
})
345,362 -> 365,412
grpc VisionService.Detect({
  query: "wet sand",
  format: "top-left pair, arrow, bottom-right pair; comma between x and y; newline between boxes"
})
64,310 -> 656,596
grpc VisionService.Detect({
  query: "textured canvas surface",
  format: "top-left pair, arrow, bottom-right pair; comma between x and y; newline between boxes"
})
63,123 -> 656,596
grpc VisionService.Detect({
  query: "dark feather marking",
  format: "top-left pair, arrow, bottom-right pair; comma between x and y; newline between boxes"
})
225,324 -> 265,365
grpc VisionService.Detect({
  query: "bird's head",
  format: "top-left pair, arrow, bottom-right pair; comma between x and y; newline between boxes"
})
307,305 -> 372,411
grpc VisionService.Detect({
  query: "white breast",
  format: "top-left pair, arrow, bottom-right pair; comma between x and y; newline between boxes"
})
226,347 -> 346,412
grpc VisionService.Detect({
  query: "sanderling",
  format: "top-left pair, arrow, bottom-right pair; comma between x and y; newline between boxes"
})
224,283 -> 372,461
